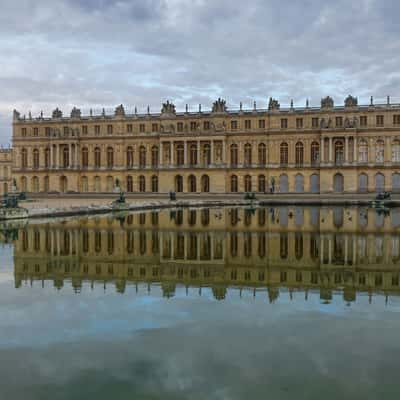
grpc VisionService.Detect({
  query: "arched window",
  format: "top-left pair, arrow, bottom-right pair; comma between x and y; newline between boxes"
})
358,173 -> 368,193
82,147 -> 89,168
44,147 -> 50,168
310,174 -> 320,193
151,146 -> 158,167
94,147 -> 101,168
280,142 -> 288,166
94,176 -> 101,192
392,140 -> 400,163
139,146 -> 146,168
279,174 -> 288,193
107,147 -> 114,168
139,175 -> 146,192
21,148 -> 28,169
126,146 -> 134,168
107,176 -> 114,192
175,175 -> 183,192
81,176 -> 88,192
203,144 -> 211,166
151,175 -> 158,192
375,173 -> 385,192
295,142 -> 304,166
375,139 -> 384,163
189,143 -> 197,165
32,176 -> 39,193
311,141 -> 320,165
176,143 -> 184,166
231,175 -> 238,192
295,174 -> 304,193
43,176 -> 49,192
63,146 -> 69,168
258,143 -> 266,166
333,173 -> 344,193
392,173 -> 400,192
188,175 -> 196,192
258,175 -> 266,192
358,140 -> 368,163
230,144 -> 238,166
335,140 -> 344,165
126,176 -> 133,192
33,148 -> 39,169
201,175 -> 210,192
60,176 -> 68,193
244,143 -> 252,166
244,175 -> 252,192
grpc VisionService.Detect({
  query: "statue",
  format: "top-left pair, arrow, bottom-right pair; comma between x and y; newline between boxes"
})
344,95 -> 358,107
52,108 -> 63,118
28,111 -> 32,120
161,100 -> 176,115
212,98 -> 227,113
70,107 -> 82,118
115,104 -> 125,117
321,96 -> 334,108
268,97 -> 280,111
13,110 -> 20,121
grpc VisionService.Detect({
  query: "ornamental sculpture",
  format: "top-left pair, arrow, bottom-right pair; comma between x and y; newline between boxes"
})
212,98 -> 227,113
70,107 -> 81,119
13,109 -> 20,121
52,108 -> 63,118
268,97 -> 280,111
115,104 -> 125,117
344,95 -> 358,107
321,96 -> 334,108
161,100 -> 176,115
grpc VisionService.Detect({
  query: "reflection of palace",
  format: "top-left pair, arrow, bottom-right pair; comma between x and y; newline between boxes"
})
10,207 -> 400,301
10,97 -> 400,194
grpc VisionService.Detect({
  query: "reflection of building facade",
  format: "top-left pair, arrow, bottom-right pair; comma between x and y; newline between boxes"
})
10,208 -> 400,301
11,97 -> 400,194
0,148 -> 13,195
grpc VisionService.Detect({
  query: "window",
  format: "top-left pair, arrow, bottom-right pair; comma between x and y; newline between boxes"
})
139,123 -> 145,133
33,127 -> 38,137
175,175 -> 183,192
392,140 -> 400,162
82,125 -> 88,135
280,142 -> 288,165
21,128 -> 27,137
202,144 -> 211,165
176,144 -> 184,166
177,122 -> 183,132
358,140 -> 368,163
258,119 -> 265,129
296,118 -> 303,129
258,143 -> 266,166
82,147 -> 88,168
45,148 -> 50,168
201,175 -> 210,192
203,121 -> 210,130
107,147 -> 114,168
139,146 -> 146,168
360,116 -> 367,127
375,140 -> 384,163
151,175 -> 158,192
312,117 -> 319,128
45,127 -> 51,136
107,125 -> 113,135
231,175 -> 238,192
376,115 -> 384,126
188,175 -> 196,192
258,175 -> 266,192
126,146 -> 134,167
63,146 -> 69,168
244,175 -> 252,192
63,126 -> 69,135
189,143 -> 197,165
245,119 -> 251,129
94,125 -> 100,135
244,143 -> 252,166
281,118 -> 288,129
127,124 -> 133,133
335,116 -> 343,127
139,175 -> 146,192
151,146 -> 158,167
94,147 -> 101,168
152,123 -> 158,132
394,115 -> 400,125
335,141 -> 344,165
311,141 -> 320,165
33,149 -> 39,169
126,175 -> 133,192
231,120 -> 238,130
295,142 -> 304,166
190,121 -> 197,131
230,144 -> 238,166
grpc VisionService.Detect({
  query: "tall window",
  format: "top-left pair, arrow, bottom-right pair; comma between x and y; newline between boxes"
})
281,119 -> 288,129
190,143 -> 197,165
295,142 -> 304,166
244,143 -> 252,166
151,146 -> 158,167
376,115 -> 384,126
245,120 -> 251,129
126,176 -> 133,192
21,148 -> 28,168
335,141 -> 344,165
94,147 -> 101,168
203,144 -> 211,166
126,146 -> 134,168
139,146 -> 146,168
201,175 -> 210,192
258,143 -> 266,166
231,175 -> 238,192
244,175 -> 252,192
188,175 -> 196,192
280,142 -> 288,166
44,148 -> 50,168
358,140 -> 368,163
107,147 -> 114,168
311,141 -> 319,165
392,140 -> 400,162
33,149 -> 39,169
258,175 -> 266,192
151,175 -> 158,192
176,143 -> 184,166
139,175 -> 146,192
81,147 -> 88,168
376,139 -> 384,163
63,146 -> 69,168
230,144 -> 238,166
175,175 -> 183,192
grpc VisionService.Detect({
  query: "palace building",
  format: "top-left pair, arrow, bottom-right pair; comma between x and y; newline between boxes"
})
10,96 -> 400,194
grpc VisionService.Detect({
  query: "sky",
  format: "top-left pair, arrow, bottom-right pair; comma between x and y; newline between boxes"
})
0,0 -> 399,145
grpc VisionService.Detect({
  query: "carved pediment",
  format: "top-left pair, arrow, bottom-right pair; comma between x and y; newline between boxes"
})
115,104 -> 125,117
344,95 -> 358,108
268,97 -> 280,111
161,100 -> 176,115
212,98 -> 227,113
70,107 -> 81,119
321,96 -> 334,109
52,108 -> 63,119
344,117 -> 358,128
161,123 -> 175,133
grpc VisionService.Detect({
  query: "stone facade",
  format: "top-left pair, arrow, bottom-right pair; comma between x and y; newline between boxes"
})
10,97 -> 400,194
0,148 -> 13,195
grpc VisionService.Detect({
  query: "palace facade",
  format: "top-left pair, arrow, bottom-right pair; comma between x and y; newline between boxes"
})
10,96 -> 400,194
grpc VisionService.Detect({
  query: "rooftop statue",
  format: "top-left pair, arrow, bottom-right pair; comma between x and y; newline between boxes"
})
13,109 -> 20,121
70,107 -> 81,119
52,108 -> 63,119
268,97 -> 280,111
212,98 -> 227,113
161,100 -> 176,115
321,96 -> 334,108
115,104 -> 125,117
344,95 -> 358,107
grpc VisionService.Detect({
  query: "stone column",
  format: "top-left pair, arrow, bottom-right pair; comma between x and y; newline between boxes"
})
222,140 -> 226,166
69,144 -> 72,168
170,142 -> 174,167
353,139 -> 357,163
345,136 -> 349,163
329,138 -> 333,163
197,141 -> 200,167
159,142 -> 163,166
55,145 -> 59,169
210,141 -> 214,166
328,235 -> 332,265
184,141 -> 187,166
50,146 -> 53,169
320,236 -> 324,264
320,139 -> 325,163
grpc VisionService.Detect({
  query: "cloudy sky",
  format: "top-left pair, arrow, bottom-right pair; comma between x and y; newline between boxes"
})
0,0 -> 399,145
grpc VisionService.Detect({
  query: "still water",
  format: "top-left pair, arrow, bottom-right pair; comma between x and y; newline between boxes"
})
1,206 -> 400,399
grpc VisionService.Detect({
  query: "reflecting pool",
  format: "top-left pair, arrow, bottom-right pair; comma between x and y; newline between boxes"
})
1,206 -> 400,399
